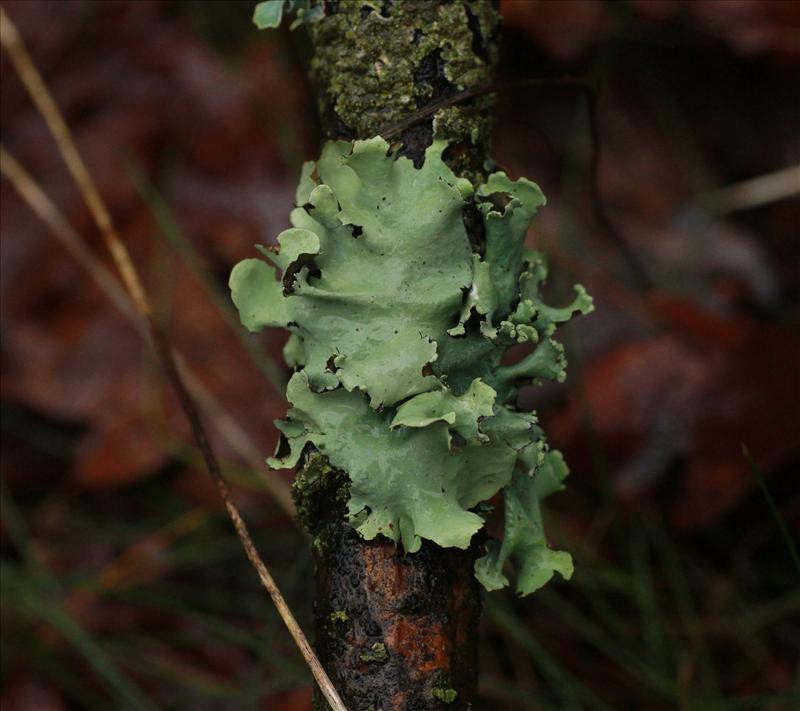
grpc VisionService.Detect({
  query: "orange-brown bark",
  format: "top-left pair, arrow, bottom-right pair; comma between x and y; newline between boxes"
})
311,520 -> 481,710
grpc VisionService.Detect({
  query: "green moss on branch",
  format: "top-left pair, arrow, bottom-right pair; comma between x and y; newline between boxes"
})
308,0 -> 499,180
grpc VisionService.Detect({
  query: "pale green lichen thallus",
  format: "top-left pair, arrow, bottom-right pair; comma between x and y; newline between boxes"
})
230,136 -> 593,595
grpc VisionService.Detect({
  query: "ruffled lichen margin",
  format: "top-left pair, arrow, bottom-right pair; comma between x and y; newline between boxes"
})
230,136 -> 592,596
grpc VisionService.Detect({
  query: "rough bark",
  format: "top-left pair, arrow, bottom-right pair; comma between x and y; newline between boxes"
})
293,3 -> 500,709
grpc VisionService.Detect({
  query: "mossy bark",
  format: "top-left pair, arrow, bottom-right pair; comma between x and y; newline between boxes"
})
295,3 -> 500,709
308,0 -> 499,183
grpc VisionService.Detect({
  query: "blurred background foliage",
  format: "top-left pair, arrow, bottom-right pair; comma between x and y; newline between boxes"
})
1,1 -> 798,709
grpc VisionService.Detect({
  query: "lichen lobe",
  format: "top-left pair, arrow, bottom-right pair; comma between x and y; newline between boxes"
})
230,135 -> 593,595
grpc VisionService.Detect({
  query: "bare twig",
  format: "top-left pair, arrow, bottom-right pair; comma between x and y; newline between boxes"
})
378,76 -> 653,294
378,77 -> 594,140
0,8 -> 345,710
583,87 -> 653,294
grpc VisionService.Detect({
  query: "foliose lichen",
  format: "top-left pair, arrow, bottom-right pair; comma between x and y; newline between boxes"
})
253,0 -> 322,30
230,136 -> 593,595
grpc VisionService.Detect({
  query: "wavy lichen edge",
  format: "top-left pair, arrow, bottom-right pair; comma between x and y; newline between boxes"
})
230,136 -> 593,595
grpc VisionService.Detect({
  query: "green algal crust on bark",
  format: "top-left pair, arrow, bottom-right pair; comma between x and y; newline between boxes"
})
430,670 -> 458,705
292,451 -> 348,532
432,687 -> 457,704
360,642 -> 389,663
291,450 -> 350,557
307,0 -> 499,182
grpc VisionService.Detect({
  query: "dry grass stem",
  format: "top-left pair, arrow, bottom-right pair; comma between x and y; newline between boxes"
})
699,164 -> 800,215
0,142 -> 296,517
1,7 -> 344,710
0,145 -> 142,328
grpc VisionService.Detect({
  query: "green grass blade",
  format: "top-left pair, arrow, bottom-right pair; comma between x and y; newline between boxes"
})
648,520 -> 726,710
3,564 -> 160,711
629,516 -> 672,676
129,163 -> 288,393
487,597 -> 616,711
742,444 -> 800,578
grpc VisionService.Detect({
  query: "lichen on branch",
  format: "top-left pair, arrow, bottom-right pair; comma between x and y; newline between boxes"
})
230,136 -> 592,595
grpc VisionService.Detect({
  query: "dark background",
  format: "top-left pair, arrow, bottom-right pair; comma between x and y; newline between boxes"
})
1,1 -> 799,709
